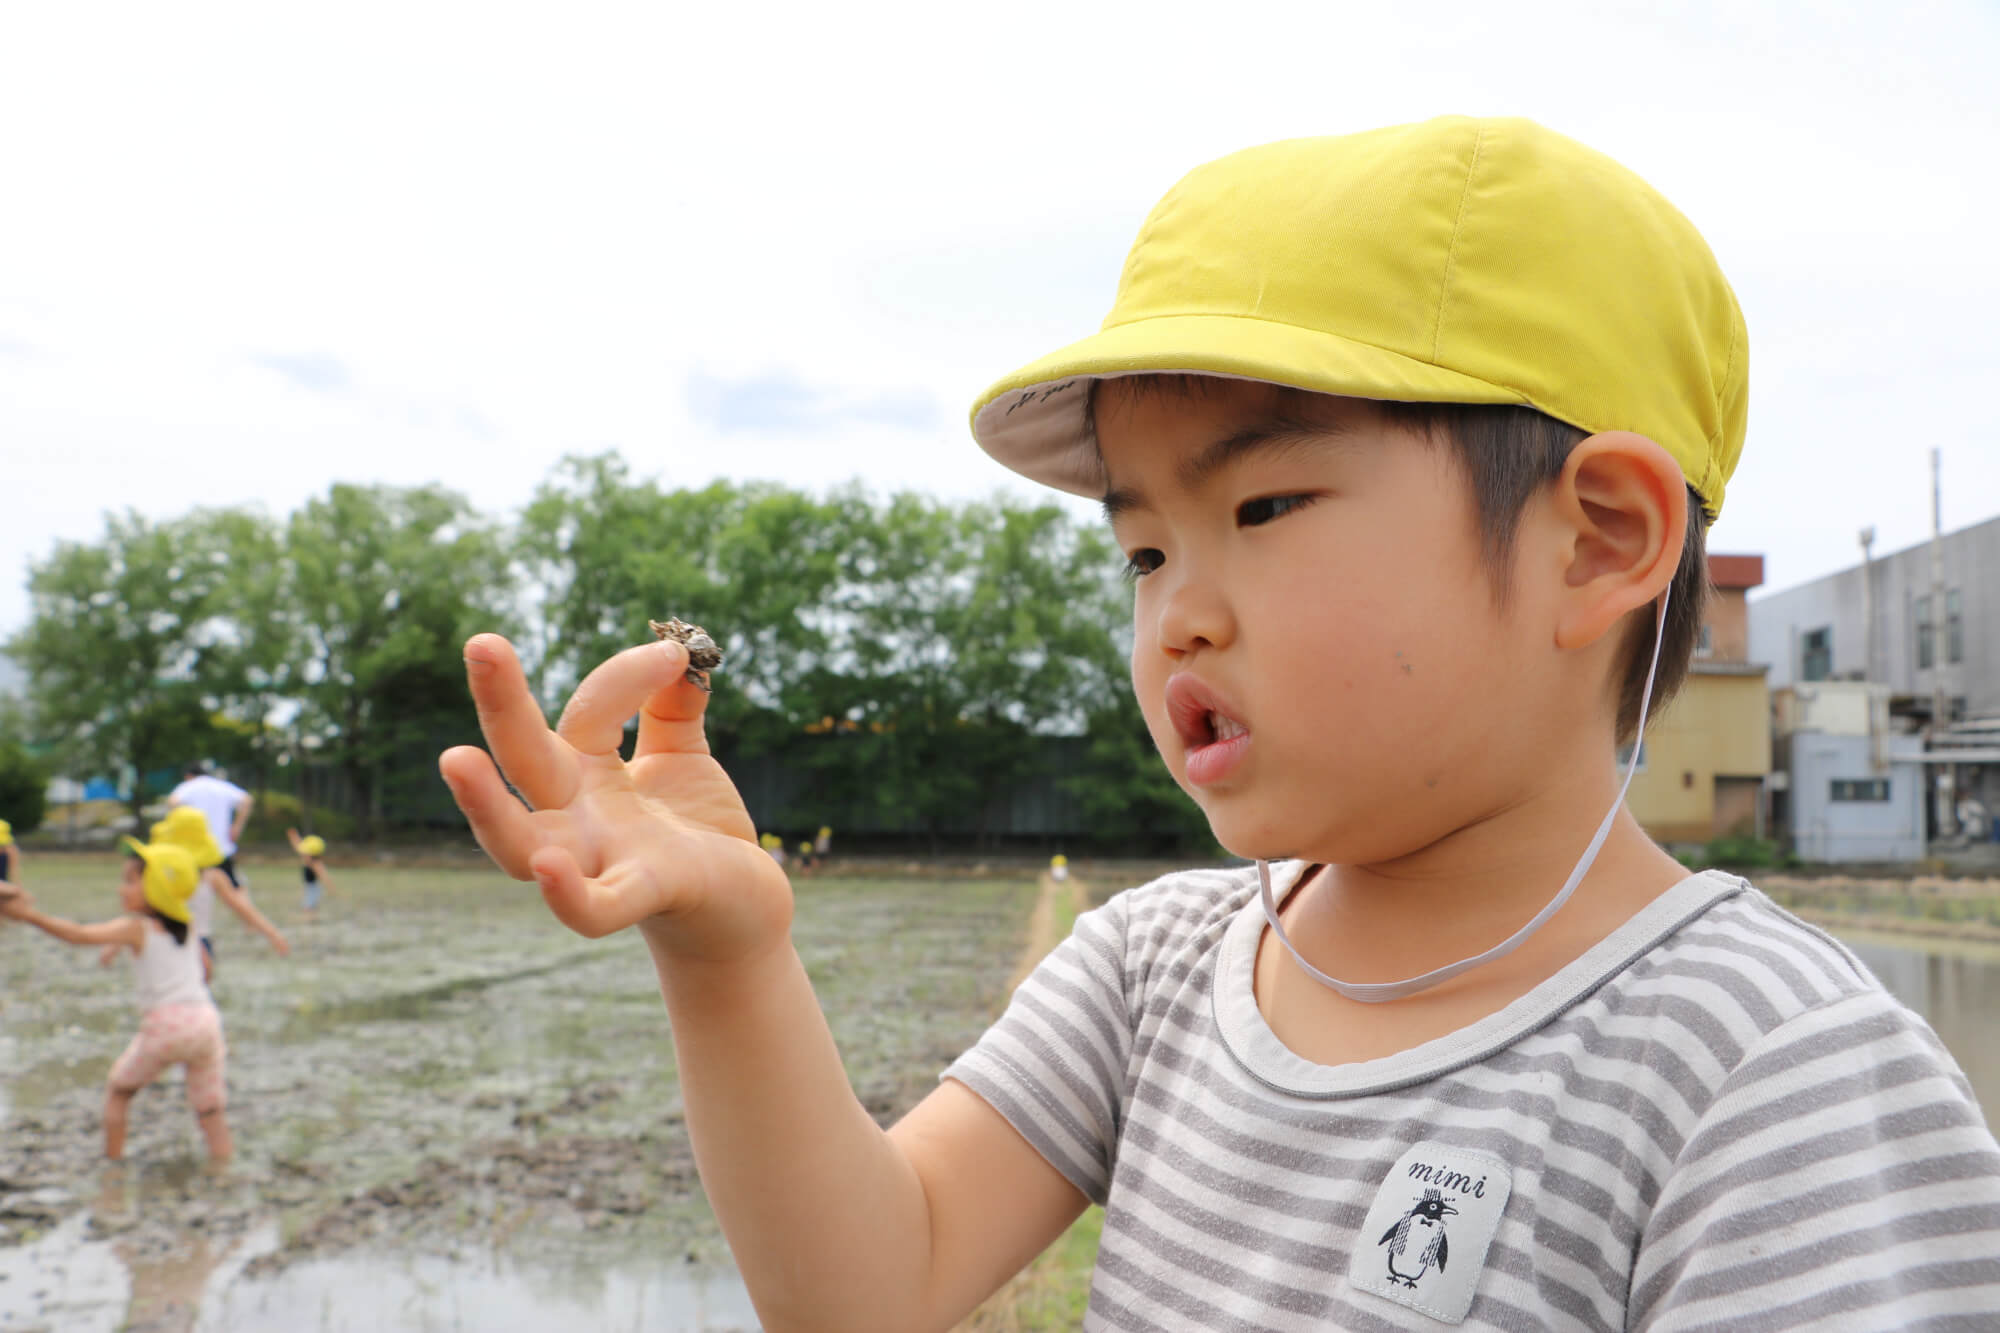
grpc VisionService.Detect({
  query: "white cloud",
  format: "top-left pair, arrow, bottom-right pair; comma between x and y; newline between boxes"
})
3,0 -> 1996,627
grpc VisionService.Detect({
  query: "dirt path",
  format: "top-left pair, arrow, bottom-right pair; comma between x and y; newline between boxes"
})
963,869 -> 1101,1332
1001,870 -> 1090,1001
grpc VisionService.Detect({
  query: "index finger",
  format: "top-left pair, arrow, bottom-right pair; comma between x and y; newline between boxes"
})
463,634 -> 577,812
556,638 -> 696,756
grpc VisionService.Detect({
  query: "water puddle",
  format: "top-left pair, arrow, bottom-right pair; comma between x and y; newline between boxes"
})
196,1247 -> 758,1332
0,1204 -> 756,1332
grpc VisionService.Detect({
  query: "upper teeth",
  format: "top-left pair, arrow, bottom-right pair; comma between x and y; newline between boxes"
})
1209,712 -> 1246,741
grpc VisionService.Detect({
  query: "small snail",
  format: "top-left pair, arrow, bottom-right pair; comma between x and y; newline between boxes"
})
649,617 -> 724,692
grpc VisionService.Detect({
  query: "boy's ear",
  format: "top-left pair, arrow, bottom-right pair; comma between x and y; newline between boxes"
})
1548,431 -> 1687,652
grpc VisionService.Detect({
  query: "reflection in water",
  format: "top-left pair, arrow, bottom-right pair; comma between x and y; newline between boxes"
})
0,1210 -> 759,1333
0,1212 -> 130,1333
1840,931 -> 2000,1120
195,1247 -> 760,1333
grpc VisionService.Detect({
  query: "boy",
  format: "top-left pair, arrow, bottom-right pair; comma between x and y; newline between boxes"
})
440,117 -> 2000,1329
286,828 -> 336,918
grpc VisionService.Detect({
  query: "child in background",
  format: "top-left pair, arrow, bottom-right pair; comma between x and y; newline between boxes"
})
813,825 -> 832,866
1048,853 -> 1067,883
1,838 -> 233,1163
148,806 -> 289,983
440,117 -> 2000,1329
285,828 -> 335,919
0,819 -> 18,885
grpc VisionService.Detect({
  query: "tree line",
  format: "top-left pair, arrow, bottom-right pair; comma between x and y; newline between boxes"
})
4,454 -> 1212,851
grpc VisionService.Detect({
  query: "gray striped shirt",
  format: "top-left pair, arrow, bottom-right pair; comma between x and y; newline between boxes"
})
945,864 -> 2000,1329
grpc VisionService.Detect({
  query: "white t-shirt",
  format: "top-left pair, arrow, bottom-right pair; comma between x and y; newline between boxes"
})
169,775 -> 250,857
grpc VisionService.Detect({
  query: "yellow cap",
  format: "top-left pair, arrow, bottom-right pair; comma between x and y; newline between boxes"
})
150,806 -> 225,868
0,819 -> 12,846
122,837 -> 199,923
818,826 -> 831,839
798,841 -> 812,855
299,835 -> 326,858
1051,854 -> 1068,867
971,117 -> 1747,521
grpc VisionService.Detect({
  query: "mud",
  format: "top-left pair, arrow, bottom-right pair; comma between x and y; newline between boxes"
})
1,856 -> 1034,1330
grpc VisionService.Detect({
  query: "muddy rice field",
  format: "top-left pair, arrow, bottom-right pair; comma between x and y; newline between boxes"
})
1,855 -> 1037,1332
7,856 -> 1996,1331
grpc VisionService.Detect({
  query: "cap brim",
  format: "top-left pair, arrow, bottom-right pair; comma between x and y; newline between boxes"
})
970,314 -> 1533,498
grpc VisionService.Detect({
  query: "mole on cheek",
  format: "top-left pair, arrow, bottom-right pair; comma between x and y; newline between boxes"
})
1395,649 -> 1414,676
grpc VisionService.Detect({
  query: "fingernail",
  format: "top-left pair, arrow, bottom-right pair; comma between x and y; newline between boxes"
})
463,655 -> 493,676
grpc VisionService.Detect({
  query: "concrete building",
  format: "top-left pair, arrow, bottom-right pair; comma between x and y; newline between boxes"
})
1626,554 -> 1771,845
1749,512 -> 2000,837
1749,513 -> 1998,710
1772,682 -> 1928,862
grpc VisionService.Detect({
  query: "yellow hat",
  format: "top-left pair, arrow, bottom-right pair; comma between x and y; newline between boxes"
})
818,826 -> 831,839
971,117 -> 1747,521
1051,854 -> 1067,868
299,835 -> 326,858
150,806 -> 225,868
0,819 -> 12,846
122,837 -> 199,923
798,841 -> 812,855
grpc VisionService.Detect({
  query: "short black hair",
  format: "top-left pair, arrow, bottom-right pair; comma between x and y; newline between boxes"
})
1086,377 -> 1710,745
184,763 -> 207,778
1375,400 -> 1709,745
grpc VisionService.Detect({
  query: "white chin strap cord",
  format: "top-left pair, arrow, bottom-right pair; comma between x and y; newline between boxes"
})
1258,587 -> 1672,1004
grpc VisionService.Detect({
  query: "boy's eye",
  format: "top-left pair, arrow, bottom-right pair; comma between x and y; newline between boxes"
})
1237,494 -> 1317,527
1122,549 -> 1163,581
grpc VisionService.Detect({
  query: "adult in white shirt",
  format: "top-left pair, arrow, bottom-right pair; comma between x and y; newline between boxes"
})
166,765 -> 277,983
168,766 -> 253,885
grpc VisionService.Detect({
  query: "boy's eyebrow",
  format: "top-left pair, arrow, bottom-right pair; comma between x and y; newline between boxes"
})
1099,412 -> 1357,522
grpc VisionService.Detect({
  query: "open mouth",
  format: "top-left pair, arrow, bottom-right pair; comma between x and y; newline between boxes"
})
1200,712 -> 1248,745
1165,675 -> 1252,785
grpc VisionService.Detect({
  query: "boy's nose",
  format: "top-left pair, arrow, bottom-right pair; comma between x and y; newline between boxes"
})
1152,571 -> 1236,658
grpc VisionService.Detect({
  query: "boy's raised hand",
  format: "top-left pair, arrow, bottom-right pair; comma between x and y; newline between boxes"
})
439,633 -> 792,964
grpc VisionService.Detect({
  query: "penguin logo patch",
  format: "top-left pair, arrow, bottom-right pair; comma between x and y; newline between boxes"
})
1380,1187 -> 1457,1287
1350,1144 -> 1511,1324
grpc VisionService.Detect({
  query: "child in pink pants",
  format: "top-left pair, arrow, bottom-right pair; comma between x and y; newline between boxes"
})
1,839 -> 231,1163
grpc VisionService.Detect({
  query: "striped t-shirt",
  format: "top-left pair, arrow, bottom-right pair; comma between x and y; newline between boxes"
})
945,864 -> 2000,1329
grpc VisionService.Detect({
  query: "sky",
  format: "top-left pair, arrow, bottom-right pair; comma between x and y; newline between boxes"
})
3,0 -> 1996,644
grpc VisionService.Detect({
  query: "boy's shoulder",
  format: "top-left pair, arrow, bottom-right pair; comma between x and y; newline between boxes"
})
1095,862 -> 1917,1058
1089,860 -> 1263,949
1625,875 -> 1891,1024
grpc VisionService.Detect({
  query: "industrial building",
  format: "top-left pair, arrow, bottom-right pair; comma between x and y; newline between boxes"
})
1749,511 -> 1999,851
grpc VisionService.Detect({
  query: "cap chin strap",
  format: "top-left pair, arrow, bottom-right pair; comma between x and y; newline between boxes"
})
1258,587 -> 1672,1004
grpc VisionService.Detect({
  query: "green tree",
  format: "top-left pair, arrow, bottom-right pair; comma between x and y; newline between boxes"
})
807,494 -> 1130,847
517,454 -> 845,749
286,483 -> 513,834
199,510 -> 298,795
0,735 -> 49,836
6,509 -> 257,820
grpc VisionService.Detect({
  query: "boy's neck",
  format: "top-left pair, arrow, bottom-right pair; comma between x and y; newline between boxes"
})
1278,758 -> 1690,995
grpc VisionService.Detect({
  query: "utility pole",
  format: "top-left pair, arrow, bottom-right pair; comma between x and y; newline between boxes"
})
1858,526 -> 1876,683
1930,449 -> 1955,840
